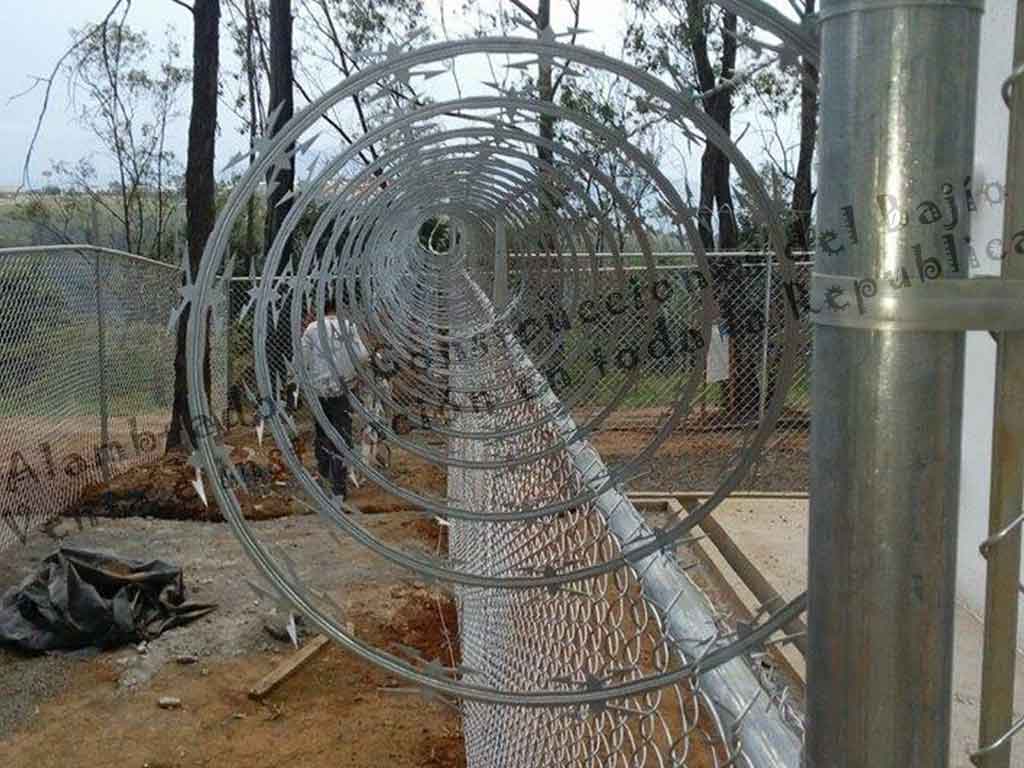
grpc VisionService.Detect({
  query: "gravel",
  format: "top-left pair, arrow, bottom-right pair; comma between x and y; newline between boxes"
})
0,511 -> 426,740
0,648 -> 77,741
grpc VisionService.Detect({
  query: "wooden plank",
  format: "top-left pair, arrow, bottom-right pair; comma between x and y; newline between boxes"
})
248,635 -> 330,700
642,493 -> 808,657
660,497 -> 806,693
628,490 -> 809,501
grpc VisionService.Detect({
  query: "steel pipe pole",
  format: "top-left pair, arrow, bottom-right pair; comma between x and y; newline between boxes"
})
494,215 -> 508,310
808,1 -> 983,766
94,250 -> 111,485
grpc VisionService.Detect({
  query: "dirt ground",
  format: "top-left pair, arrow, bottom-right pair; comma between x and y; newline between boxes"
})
0,433 -> 463,768
592,424 -> 809,493
75,418 -> 449,522
0,583 -> 464,768
0,404 -> 807,767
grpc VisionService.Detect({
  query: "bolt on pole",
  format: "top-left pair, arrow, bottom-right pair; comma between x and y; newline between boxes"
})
808,1 -> 983,766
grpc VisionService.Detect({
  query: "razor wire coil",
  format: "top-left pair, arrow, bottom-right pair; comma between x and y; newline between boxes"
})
181,38 -> 808,762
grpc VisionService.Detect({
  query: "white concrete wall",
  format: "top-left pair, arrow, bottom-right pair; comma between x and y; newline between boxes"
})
958,0 -> 1019,643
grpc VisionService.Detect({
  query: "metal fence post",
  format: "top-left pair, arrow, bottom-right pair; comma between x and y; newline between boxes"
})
759,257 -> 772,423
89,198 -> 100,245
224,272 -> 233,420
976,4 -> 1024,766
808,1 -> 982,766
494,215 -> 508,311
93,250 -> 111,485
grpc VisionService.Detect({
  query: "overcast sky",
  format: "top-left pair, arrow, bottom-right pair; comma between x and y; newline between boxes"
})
0,0 -> 796,189
1,0 -> 189,187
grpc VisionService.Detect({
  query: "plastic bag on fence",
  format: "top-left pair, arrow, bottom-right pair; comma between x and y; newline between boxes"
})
0,547 -> 216,652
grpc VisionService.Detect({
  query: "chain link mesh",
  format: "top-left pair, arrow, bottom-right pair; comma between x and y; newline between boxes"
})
510,252 -> 814,494
226,275 -> 306,423
0,245 -> 226,552
449,276 -> 804,767
220,257 -> 814,502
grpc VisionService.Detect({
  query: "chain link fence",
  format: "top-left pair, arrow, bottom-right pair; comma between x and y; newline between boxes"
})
508,252 -> 813,494
222,255 -> 815,492
0,245 -> 226,552
449,275 -> 804,768
225,275 -> 306,422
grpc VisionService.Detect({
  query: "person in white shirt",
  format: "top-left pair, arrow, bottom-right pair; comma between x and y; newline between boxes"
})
300,296 -> 369,499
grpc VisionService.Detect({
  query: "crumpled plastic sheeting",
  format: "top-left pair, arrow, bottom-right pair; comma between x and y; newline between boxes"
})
0,548 -> 216,652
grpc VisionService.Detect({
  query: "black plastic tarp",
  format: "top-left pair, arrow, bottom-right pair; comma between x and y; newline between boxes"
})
0,548 -> 215,652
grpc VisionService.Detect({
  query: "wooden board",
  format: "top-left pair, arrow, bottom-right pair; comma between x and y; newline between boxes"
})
248,635 -> 330,700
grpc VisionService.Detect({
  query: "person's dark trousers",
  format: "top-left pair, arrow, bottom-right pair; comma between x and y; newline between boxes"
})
314,393 -> 352,497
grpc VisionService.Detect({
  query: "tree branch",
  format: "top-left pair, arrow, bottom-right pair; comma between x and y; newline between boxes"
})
509,0 -> 539,23
7,76 -> 48,104
170,0 -> 194,13
314,0 -> 378,161
15,0 -> 130,193
291,75 -> 374,167
551,0 -> 582,94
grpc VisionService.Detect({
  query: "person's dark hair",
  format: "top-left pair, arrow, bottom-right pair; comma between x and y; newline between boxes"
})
324,296 -> 337,315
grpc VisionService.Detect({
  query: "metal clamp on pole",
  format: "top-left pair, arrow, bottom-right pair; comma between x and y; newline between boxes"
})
809,273 -> 1024,332
979,510 -> 1024,559
817,0 -> 985,21
1003,61 -> 1024,107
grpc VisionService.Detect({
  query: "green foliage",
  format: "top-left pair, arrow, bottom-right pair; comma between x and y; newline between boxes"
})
0,264 -> 68,359
314,0 -> 425,51
418,217 -> 451,253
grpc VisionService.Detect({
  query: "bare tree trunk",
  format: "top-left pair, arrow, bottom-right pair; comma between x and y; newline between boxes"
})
697,150 -> 717,250
713,14 -> 759,423
264,0 -> 295,386
763,0 -> 819,423
526,0 -> 568,379
688,0 -> 737,250
167,0 -> 220,453
156,88 -> 170,262
244,0 -> 260,265
264,0 -> 295,256
98,23 -> 134,252
685,2 -> 755,421
535,0 -> 556,221
789,0 -> 818,252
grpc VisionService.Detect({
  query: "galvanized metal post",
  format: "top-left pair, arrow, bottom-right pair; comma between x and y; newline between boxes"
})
759,257 -> 772,423
976,4 -> 1024,766
224,272 -> 234,421
808,1 -> 982,766
494,215 -> 508,311
93,250 -> 112,485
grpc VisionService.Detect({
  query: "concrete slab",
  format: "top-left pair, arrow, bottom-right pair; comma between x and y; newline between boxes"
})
706,497 -> 1024,767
